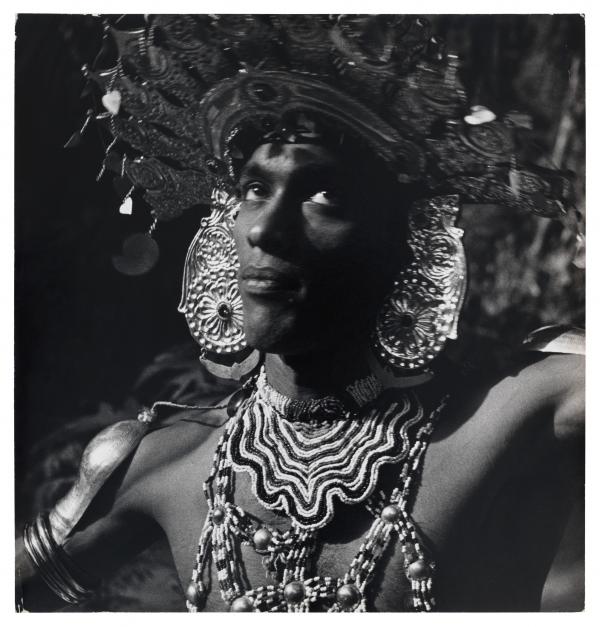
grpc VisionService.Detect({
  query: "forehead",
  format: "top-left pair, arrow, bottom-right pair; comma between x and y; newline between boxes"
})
239,142 -> 344,178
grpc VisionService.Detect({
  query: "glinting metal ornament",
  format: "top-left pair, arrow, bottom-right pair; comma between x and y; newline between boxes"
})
178,187 -> 260,379
85,15 -> 572,225
374,195 -> 467,372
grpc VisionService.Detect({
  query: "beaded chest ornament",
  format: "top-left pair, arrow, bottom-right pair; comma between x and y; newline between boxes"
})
184,371 -> 447,612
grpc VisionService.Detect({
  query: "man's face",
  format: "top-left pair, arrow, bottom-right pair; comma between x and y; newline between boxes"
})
232,142 -> 401,355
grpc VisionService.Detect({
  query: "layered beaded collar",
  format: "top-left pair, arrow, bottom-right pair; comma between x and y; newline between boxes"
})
228,368 -> 422,529
185,371 -> 447,612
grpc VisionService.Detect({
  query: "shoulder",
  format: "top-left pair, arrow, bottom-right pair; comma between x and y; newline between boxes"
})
442,324 -> 584,435
508,352 -> 584,441
55,401 -> 231,529
494,323 -> 584,441
117,404 -> 230,502
452,344 -> 584,448
43,397 -> 234,576
490,351 -> 582,416
491,350 -> 582,398
420,350 -> 583,510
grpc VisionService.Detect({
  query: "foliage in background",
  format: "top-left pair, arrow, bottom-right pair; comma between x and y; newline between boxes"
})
430,15 -> 585,345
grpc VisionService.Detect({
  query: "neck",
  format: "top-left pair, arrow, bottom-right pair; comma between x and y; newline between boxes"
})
264,341 -> 373,401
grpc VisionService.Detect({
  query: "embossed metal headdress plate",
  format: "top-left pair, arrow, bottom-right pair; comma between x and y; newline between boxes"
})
196,71 -> 425,182
84,14 -> 573,222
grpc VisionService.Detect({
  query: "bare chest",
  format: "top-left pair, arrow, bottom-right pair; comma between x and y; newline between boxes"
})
163,490 -> 418,612
157,438 -> 458,613
151,396 -> 569,612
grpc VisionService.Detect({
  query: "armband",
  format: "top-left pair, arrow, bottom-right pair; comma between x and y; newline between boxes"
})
49,413 -> 154,545
22,400 -> 228,603
23,513 -> 97,604
22,408 -> 156,603
522,325 -> 585,356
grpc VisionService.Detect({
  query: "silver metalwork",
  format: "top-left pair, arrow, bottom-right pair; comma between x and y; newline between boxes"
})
48,420 -> 152,545
179,188 -> 247,357
374,195 -> 467,371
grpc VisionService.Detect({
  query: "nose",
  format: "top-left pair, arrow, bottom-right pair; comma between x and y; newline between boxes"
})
247,192 -> 294,254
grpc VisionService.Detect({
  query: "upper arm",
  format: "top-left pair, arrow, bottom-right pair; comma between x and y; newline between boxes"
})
550,353 -> 584,441
514,353 -> 585,442
17,405 -> 228,610
520,325 -> 585,441
60,412 -> 226,576
16,426 -> 164,611
58,428 -> 166,582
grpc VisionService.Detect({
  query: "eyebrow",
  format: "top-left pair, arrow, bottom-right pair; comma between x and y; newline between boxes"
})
239,160 -> 344,184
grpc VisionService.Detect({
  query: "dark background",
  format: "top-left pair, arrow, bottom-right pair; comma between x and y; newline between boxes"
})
14,14 -> 585,610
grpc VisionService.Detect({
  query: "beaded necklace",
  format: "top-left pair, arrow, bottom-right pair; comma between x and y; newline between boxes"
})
185,372 -> 446,612
228,369 -> 425,530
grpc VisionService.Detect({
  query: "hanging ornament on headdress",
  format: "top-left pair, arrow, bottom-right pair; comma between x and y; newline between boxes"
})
63,109 -> 94,149
101,89 -> 122,115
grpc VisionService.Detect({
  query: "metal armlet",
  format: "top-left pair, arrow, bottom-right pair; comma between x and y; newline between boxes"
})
522,325 -> 585,356
23,400 -> 230,604
22,513 -> 97,604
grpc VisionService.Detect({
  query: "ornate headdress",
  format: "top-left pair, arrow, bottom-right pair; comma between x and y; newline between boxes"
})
80,14 -> 574,378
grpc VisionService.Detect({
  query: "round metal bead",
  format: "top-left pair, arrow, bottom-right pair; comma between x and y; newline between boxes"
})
336,583 -> 361,608
212,507 -> 225,524
253,527 -> 272,552
185,580 -> 206,606
230,595 -> 254,612
283,581 -> 305,603
407,559 -> 431,581
381,504 -> 401,523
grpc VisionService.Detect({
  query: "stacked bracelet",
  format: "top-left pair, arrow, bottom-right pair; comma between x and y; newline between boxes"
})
22,513 -> 97,604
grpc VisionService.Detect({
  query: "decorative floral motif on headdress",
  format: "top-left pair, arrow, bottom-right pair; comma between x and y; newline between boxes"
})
83,14 -> 572,222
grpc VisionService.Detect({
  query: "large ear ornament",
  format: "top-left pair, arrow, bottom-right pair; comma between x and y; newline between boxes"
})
178,188 -> 260,380
373,194 -> 467,373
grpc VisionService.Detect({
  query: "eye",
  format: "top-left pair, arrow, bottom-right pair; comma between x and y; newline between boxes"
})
308,189 -> 342,207
241,181 -> 269,201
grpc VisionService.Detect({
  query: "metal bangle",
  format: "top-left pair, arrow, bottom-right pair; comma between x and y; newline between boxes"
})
22,513 -> 97,605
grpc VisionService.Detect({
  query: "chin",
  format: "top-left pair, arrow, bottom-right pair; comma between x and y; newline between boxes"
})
242,308 -> 317,355
244,323 -> 307,355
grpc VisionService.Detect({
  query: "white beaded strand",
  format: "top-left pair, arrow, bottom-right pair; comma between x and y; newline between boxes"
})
186,383 -> 447,612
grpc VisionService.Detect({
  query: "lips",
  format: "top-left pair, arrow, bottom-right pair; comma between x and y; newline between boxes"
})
240,265 -> 302,296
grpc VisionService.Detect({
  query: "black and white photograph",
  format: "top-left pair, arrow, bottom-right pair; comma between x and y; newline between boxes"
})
13,10 -> 586,614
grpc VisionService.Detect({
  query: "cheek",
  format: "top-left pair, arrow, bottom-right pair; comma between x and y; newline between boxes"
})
314,226 -> 399,312
232,214 -> 249,260
304,217 -> 389,272
303,220 -> 357,257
